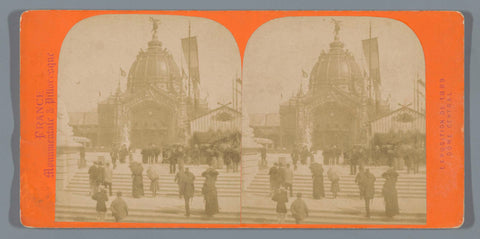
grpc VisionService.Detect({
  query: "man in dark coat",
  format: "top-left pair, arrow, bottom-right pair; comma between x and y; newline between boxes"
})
110,192 -> 128,222
363,168 -> 376,218
181,167 -> 196,217
310,162 -> 325,199
290,193 -> 309,224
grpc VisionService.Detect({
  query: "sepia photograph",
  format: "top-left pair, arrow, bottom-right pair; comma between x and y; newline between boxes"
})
55,14 -> 242,224
241,17 -> 426,224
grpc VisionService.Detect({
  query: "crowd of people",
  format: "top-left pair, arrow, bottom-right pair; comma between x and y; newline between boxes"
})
85,140 -> 236,222
286,143 -> 425,175
115,143 -> 243,174
88,158 -> 128,222
264,146 -> 405,224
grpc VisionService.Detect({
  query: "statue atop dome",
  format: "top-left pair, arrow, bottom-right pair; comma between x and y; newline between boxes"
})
332,19 -> 341,41
150,17 -> 161,40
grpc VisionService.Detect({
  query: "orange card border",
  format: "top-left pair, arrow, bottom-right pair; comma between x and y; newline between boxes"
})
19,10 -> 464,228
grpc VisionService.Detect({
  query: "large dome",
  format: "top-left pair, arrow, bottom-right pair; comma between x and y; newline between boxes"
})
308,38 -> 364,95
127,38 -> 182,94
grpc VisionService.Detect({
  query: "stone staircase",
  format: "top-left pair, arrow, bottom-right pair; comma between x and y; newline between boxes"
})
64,164 -> 241,198
55,203 -> 240,224
246,170 -> 426,199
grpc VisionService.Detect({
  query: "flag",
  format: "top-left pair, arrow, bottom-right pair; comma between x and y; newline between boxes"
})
181,36 -> 200,83
120,67 -> 126,77
362,37 -> 380,83
302,69 -> 308,78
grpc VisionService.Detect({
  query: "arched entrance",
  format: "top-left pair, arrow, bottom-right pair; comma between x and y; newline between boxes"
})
311,102 -> 355,150
128,101 -> 175,149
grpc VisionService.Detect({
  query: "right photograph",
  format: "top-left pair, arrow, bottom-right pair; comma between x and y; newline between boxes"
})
241,17 -> 426,225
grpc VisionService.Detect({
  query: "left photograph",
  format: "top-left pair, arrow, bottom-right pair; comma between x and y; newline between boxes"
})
55,14 -> 242,224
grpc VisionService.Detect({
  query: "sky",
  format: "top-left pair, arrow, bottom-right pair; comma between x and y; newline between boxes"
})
58,14 -> 241,112
243,16 -> 426,114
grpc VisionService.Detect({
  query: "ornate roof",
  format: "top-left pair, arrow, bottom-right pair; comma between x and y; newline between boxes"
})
308,22 -> 364,96
126,22 -> 182,95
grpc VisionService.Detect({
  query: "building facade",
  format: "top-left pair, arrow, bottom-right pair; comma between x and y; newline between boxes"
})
96,23 -> 207,149
279,22 -> 388,151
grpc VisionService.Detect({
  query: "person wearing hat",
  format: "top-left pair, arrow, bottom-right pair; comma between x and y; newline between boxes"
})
110,192 -> 128,222
290,193 -> 309,224
201,165 -> 219,217
382,167 -> 399,218
92,185 -> 108,221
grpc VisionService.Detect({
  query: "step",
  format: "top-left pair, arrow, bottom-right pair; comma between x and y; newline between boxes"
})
65,189 -> 240,198
55,204 -> 240,224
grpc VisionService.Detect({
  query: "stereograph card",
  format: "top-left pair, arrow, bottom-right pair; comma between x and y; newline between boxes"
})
19,10 -> 464,228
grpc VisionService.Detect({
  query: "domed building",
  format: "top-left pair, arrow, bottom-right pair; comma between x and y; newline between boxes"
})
96,23 -> 207,148
279,21 -> 386,151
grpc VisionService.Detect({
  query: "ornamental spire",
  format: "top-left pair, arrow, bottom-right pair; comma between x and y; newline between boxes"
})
150,17 -> 161,40
331,19 -> 341,41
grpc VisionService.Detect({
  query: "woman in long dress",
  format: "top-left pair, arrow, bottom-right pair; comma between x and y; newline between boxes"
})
201,166 -> 219,217
130,162 -> 144,198
382,167 -> 399,218
310,162 -> 325,199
